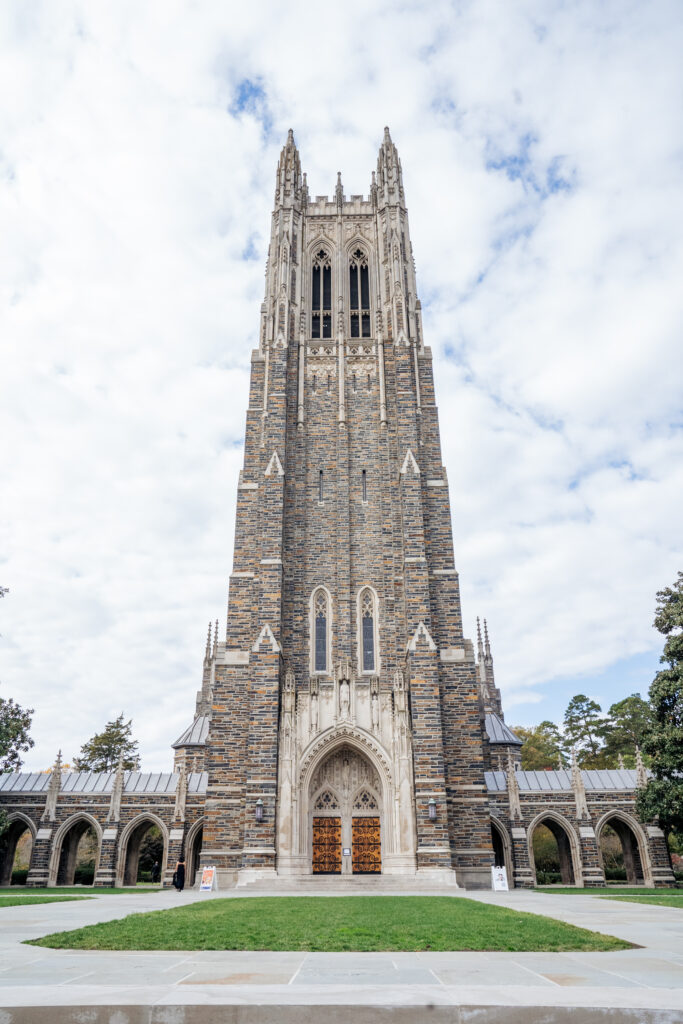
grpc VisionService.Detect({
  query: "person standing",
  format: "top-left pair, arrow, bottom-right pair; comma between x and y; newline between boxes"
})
174,856 -> 186,892
151,860 -> 160,884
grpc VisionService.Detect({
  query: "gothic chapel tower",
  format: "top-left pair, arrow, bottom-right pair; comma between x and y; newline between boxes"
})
201,129 -> 494,888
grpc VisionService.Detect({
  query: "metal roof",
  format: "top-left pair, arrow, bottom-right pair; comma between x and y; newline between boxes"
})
0,770 -> 208,795
484,713 -> 523,746
485,768 -> 641,792
172,715 -> 209,749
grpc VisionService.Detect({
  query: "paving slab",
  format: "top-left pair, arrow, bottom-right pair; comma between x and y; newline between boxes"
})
1,886 -> 682,1021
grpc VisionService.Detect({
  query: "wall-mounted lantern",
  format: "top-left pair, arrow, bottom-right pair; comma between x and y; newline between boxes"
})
428,797 -> 437,821
255,798 -> 264,822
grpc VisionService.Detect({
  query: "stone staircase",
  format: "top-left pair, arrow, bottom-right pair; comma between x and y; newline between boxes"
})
235,873 -> 462,893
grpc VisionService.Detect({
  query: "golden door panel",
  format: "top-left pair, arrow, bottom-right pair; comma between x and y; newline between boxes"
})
352,816 -> 381,874
312,816 -> 341,874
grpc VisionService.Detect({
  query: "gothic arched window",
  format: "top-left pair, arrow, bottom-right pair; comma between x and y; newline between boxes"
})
360,588 -> 376,673
349,248 -> 370,338
312,248 -> 332,339
312,588 -> 330,674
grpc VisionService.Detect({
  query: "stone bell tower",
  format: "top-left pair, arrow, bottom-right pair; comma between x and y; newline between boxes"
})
200,128 -> 494,889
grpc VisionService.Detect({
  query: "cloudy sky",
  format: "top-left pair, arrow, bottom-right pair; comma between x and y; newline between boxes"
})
1,1 -> 682,772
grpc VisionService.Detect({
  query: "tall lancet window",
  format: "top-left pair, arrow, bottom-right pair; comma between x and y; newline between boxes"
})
312,588 -> 330,674
360,588 -> 376,672
349,249 -> 371,338
312,248 -> 332,339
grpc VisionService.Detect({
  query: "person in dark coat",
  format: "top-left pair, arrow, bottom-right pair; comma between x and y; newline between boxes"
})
151,861 -> 160,884
174,857 -> 186,892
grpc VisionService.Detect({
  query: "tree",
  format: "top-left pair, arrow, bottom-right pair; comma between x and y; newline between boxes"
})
563,693 -> 607,767
73,713 -> 141,772
513,721 -> 565,769
602,693 -> 654,767
636,572 -> 683,837
0,692 -> 34,837
0,695 -> 34,773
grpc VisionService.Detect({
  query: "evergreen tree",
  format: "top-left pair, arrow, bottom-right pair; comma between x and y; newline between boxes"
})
513,721 -> 565,769
73,713 -> 141,772
636,572 -> 683,836
563,693 -> 607,767
602,693 -> 654,767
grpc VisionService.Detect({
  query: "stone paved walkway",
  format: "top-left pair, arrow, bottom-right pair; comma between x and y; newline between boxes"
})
1,886 -> 682,1021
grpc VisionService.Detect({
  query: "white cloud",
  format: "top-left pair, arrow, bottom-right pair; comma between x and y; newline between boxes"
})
1,0 -> 681,768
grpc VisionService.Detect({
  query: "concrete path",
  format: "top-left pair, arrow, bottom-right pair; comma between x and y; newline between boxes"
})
1,886 -> 682,1021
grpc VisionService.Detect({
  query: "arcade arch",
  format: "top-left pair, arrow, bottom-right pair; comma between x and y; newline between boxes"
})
0,813 -> 35,886
49,813 -> 101,887
528,812 -> 581,886
116,814 -> 168,888
596,811 -> 651,887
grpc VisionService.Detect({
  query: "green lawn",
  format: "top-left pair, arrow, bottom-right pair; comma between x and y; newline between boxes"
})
28,896 -> 631,952
0,895 -> 93,908
601,894 -> 683,909
0,887 -> 159,896
536,887 -> 682,895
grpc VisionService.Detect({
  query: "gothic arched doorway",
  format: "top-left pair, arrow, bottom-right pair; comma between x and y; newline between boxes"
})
529,814 -> 579,886
309,745 -> 382,875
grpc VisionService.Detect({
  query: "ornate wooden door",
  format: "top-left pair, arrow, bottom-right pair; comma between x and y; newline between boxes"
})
312,816 -> 341,874
352,816 -> 381,873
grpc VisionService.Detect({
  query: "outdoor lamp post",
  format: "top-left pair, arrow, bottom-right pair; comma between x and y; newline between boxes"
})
428,797 -> 437,821
255,798 -> 264,822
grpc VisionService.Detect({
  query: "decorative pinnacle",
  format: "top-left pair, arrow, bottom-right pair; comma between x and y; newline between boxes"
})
483,618 -> 492,659
213,619 -> 219,656
55,749 -> 62,770
287,128 -> 294,144
335,171 -> 343,207
476,617 -> 484,655
384,125 -> 392,142
205,622 -> 212,658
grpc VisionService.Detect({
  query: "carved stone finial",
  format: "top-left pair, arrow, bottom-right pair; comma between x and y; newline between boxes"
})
571,747 -> 590,820
506,749 -> 521,821
107,752 -> 125,823
174,762 -> 187,822
41,751 -> 63,822
635,745 -> 648,789
618,753 -> 626,770
335,171 -> 344,209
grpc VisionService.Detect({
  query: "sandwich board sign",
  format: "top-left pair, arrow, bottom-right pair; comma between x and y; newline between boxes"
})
199,866 -> 218,891
491,865 -> 509,891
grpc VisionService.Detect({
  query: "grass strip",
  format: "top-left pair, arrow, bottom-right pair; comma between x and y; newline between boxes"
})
0,895 -> 93,907
601,894 -> 683,909
0,887 -> 159,896
535,887 -> 682,895
28,895 -> 631,952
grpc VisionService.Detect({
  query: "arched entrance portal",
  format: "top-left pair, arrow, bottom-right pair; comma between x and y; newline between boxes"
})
0,816 -> 35,886
529,816 -> 578,886
491,818 -> 512,879
309,745 -> 382,875
598,814 -> 647,885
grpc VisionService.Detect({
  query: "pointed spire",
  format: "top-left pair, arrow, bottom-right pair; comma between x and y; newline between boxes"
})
274,129 -> 301,207
302,171 -> 309,208
483,618 -> 492,660
335,171 -> 344,209
376,126 -> 404,208
213,619 -> 218,657
476,617 -> 485,662
205,622 -> 212,661
618,752 -> 626,770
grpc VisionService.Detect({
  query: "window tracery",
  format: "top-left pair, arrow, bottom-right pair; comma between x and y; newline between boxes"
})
360,588 -> 376,673
314,789 -> 340,811
349,248 -> 371,338
353,789 -> 378,811
312,587 -> 330,674
312,248 -> 332,339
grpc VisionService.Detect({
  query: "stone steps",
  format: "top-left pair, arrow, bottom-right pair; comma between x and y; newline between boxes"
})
235,874 -> 461,892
